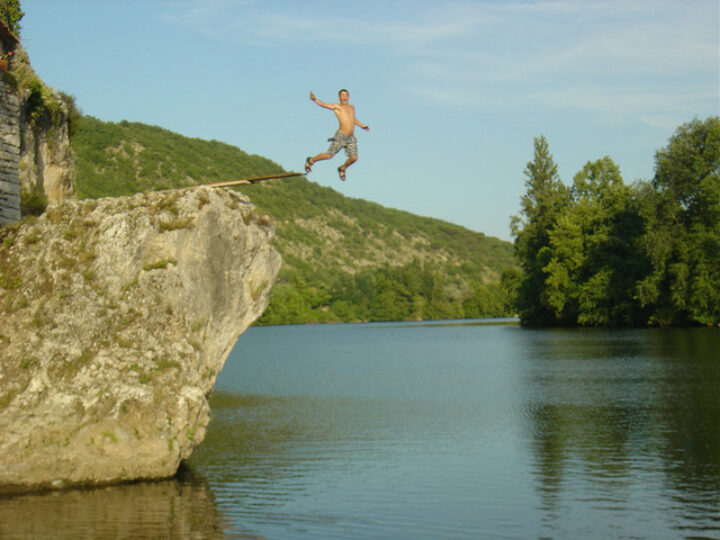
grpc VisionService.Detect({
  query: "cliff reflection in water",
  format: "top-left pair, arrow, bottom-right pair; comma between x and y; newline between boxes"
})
0,468 -> 229,539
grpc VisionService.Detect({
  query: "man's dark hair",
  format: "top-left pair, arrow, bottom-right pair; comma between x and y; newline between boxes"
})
338,89 -> 349,96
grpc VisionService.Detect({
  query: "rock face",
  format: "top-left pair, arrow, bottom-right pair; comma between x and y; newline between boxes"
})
0,69 -> 21,224
19,98 -> 75,204
13,44 -> 76,206
0,187 -> 281,493
0,21 -> 21,224
1,44 -> 75,223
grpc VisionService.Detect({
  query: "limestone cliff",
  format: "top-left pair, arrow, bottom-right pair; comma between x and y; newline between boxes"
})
0,187 -> 281,493
5,45 -> 75,209
19,90 -> 75,205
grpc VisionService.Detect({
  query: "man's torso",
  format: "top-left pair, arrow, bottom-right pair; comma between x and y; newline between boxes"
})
334,103 -> 356,135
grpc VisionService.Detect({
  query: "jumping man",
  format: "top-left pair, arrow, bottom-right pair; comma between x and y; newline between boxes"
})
305,89 -> 369,181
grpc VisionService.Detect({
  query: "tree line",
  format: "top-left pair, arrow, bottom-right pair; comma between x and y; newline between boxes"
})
258,260 -> 510,325
508,116 -> 719,326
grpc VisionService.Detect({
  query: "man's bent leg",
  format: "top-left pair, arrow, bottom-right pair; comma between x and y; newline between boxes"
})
339,155 -> 358,172
311,152 -> 332,164
338,155 -> 358,180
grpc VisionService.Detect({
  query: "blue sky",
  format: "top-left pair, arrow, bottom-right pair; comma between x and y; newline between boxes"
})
21,0 -> 719,241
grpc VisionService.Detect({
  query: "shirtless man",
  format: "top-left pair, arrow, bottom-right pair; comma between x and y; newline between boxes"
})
305,89 -> 370,181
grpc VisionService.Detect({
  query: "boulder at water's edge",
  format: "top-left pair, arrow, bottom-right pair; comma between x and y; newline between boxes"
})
0,187 -> 281,493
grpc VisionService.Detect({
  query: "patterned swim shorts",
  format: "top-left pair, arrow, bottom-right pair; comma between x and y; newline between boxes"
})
327,131 -> 358,158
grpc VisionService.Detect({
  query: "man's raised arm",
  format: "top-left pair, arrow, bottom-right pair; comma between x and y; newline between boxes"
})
309,91 -> 337,110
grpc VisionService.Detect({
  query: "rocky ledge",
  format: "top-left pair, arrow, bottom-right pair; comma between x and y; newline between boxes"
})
0,187 -> 281,493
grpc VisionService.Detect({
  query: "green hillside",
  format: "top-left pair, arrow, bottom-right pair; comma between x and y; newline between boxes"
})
72,116 -> 515,323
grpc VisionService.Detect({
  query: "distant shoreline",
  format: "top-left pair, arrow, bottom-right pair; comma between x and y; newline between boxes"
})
253,317 -> 521,329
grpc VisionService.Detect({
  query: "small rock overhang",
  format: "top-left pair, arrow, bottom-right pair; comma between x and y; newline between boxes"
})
0,18 -> 19,54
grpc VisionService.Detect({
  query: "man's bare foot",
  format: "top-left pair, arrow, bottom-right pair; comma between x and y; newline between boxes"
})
338,167 -> 346,181
305,157 -> 313,173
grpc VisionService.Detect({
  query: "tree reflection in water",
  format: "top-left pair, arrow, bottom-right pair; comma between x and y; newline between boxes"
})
527,328 -> 720,537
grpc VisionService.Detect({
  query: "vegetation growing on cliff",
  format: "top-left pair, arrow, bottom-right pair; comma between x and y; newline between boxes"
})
510,116 -> 720,327
0,0 -> 23,35
9,58 -> 80,217
71,116 -> 516,323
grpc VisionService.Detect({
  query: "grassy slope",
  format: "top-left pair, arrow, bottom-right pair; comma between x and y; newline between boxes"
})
72,116 -> 515,322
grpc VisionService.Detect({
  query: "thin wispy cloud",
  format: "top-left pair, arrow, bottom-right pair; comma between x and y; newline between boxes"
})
162,0 -> 476,51
160,0 -> 718,126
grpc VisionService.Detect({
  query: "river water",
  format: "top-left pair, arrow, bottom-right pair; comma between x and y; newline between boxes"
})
1,321 -> 719,539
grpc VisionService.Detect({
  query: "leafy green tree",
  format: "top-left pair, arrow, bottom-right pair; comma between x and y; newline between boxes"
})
543,157 -> 649,325
425,272 -> 463,320
603,182 -> 653,324
511,136 -> 572,325
541,210 -> 583,323
636,117 -> 720,325
0,0 -> 23,35
368,287 -> 408,321
500,268 -> 522,315
257,283 -> 312,325
462,282 -> 507,318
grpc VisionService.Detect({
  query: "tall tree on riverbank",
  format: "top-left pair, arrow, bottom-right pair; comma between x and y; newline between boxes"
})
636,117 -> 720,325
513,117 -> 719,327
511,136 -> 571,325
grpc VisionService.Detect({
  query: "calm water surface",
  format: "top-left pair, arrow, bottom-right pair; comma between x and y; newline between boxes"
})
2,321 -> 719,539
